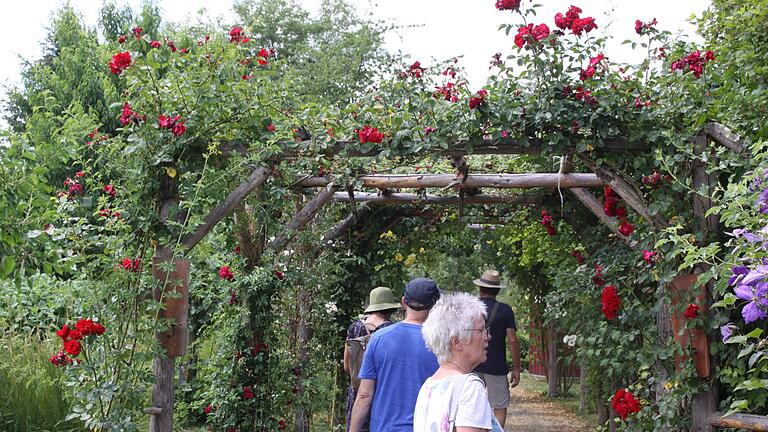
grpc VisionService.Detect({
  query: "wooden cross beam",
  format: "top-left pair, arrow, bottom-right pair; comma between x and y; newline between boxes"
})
332,191 -> 541,206
298,173 -> 604,189
269,184 -> 338,252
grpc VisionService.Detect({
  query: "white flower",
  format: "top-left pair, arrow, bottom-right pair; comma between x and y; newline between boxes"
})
562,334 -> 577,347
325,301 -> 338,314
473,244 -> 481,251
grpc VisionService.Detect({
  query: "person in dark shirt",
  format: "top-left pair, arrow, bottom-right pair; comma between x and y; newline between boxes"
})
472,269 -> 521,428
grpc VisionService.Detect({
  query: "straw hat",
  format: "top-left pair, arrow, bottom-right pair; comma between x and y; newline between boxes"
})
472,269 -> 506,289
364,286 -> 401,313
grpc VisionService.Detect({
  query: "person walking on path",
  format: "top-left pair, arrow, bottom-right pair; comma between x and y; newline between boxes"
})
472,269 -> 521,428
414,292 -> 504,432
343,286 -> 400,432
349,277 -> 441,432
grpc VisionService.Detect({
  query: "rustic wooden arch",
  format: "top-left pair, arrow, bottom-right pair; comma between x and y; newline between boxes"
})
148,122 -> 765,432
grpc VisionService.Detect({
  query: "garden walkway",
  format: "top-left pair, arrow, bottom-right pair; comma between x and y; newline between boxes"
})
504,375 -> 594,432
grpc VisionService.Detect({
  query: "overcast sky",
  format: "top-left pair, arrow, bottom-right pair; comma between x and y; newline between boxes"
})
0,0 -> 710,99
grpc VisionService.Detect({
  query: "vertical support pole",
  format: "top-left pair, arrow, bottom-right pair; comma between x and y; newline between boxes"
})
690,133 -> 719,432
546,325 -> 559,397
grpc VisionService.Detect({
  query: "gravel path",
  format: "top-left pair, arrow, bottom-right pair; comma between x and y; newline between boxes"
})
503,380 -> 594,432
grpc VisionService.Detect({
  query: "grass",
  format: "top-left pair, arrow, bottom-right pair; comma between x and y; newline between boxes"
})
0,335 -> 82,432
518,372 -> 599,427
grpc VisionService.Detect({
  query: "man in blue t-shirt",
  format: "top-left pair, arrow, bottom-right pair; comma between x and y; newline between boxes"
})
472,269 -> 521,429
349,277 -> 441,432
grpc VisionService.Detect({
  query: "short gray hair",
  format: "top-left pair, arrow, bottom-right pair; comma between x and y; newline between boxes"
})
421,292 -> 487,364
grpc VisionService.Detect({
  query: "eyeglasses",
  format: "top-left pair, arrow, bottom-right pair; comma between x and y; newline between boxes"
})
464,327 -> 491,337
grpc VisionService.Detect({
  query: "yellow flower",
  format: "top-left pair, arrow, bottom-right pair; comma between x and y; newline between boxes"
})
394,252 -> 403,262
404,254 -> 416,267
419,247 -> 425,254
486,240 -> 494,245
663,381 -> 674,390
379,230 -> 396,241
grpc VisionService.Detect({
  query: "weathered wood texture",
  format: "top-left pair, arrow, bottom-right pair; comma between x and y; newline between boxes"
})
148,356 -> 174,432
332,191 -> 541,205
569,188 -> 640,249
300,173 -> 604,190
702,122 -> 746,154
269,185 -> 338,252
577,154 -> 670,230
182,166 -> 271,251
320,206 -> 371,245
709,413 -> 768,431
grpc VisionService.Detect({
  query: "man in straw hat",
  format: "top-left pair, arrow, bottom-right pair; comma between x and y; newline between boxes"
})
472,269 -> 521,428
349,277 -> 441,432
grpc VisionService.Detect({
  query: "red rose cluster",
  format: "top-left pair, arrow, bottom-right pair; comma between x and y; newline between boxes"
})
514,23 -> 550,49
219,265 -> 234,281
109,52 -> 132,75
592,262 -> 605,287
158,114 -> 187,136
121,257 -> 141,272
229,27 -> 250,44
671,50 -> 715,79
601,285 -> 621,320
63,177 -> 84,196
579,54 -> 604,81
357,125 -> 384,144
434,81 -> 462,103
257,48 -> 271,66
573,86 -> 597,107
635,18 -> 657,35
469,89 -> 488,109
495,0 -> 520,11
611,389 -> 641,419
603,187 -> 634,236
50,319 -> 106,367
540,210 -> 556,236
641,171 -> 671,188
242,385 -> 255,400
119,102 -> 145,126
404,61 -> 425,79
684,303 -> 699,319
554,6 -> 597,37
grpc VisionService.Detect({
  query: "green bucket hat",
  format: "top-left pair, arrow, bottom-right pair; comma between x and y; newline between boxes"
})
364,286 -> 401,313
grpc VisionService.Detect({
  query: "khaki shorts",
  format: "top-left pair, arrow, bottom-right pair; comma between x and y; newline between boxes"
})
476,372 -> 510,409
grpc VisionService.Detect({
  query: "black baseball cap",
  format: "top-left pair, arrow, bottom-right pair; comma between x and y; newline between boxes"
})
404,277 -> 441,311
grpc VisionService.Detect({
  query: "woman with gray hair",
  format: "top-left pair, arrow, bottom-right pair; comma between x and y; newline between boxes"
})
413,292 -> 503,432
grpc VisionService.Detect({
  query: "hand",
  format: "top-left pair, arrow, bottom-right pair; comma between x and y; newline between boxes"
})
509,368 -> 521,388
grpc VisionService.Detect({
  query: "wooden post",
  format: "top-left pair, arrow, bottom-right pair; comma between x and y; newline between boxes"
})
546,325 -> 559,397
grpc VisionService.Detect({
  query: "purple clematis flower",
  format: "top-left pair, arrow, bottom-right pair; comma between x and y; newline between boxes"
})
729,265 -> 750,286
720,322 -> 738,342
727,228 -> 763,243
741,265 -> 768,286
734,282 -> 768,323
758,188 -> 768,214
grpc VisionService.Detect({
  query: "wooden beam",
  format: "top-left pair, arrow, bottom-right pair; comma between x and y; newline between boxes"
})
181,166 -> 271,252
299,173 -> 604,190
332,191 -> 541,206
320,206 -> 371,245
577,154 -> 669,230
269,185 -> 338,252
569,188 -> 639,249
709,413 -> 768,431
702,122 -> 746,154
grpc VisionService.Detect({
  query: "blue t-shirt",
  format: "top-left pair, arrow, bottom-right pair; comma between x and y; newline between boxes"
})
358,322 -> 439,432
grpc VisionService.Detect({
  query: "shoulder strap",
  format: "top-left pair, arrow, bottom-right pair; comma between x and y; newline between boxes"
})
447,373 -> 476,431
488,301 -> 501,326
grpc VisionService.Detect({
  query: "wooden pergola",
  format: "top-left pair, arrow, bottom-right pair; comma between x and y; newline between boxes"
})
147,122 -> 766,432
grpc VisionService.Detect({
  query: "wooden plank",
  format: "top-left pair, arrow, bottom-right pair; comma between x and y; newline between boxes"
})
709,413 -> 768,431
702,122 -> 746,154
332,191 -> 541,205
269,185 -> 338,252
569,188 -> 640,249
299,173 -> 604,190
181,166 -> 271,251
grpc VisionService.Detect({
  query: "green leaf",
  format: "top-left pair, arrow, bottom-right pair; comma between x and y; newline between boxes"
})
734,378 -> 768,391
713,293 -> 737,307
745,328 -> 764,340
1,257 -> 15,276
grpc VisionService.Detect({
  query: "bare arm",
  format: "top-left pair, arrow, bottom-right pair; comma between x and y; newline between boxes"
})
343,344 -> 350,374
456,427 -> 490,432
507,328 -> 521,388
349,378 -> 376,432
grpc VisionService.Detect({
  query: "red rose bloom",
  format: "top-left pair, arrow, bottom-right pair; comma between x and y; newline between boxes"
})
469,89 -> 488,109
109,52 -> 132,75
64,339 -> 82,356
684,303 -> 699,319
571,17 -> 597,36
618,219 -> 634,236
132,27 -> 143,38
642,249 -> 659,266
242,386 -> 255,400
495,0 -> 520,11
203,404 -> 212,415
266,123 -> 276,132
230,27 -> 244,43
275,270 -> 285,280
257,48 -> 270,65
611,389 -> 641,419
357,125 -> 384,144
150,40 -> 161,48
103,184 -> 116,198
278,419 -> 287,430
601,285 -> 620,320
49,350 -> 74,367
172,121 -> 186,137
219,265 -> 234,281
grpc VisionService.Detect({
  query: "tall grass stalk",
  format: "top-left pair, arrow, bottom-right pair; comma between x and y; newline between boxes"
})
0,335 -> 81,431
